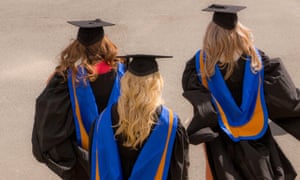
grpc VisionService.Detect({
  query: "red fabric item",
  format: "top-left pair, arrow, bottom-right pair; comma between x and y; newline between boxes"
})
95,61 -> 112,74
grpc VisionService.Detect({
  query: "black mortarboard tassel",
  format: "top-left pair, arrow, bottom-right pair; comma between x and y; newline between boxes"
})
118,54 -> 173,76
203,4 -> 246,30
68,19 -> 115,46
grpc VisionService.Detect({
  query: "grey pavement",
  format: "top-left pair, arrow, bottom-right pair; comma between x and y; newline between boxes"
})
0,0 -> 299,179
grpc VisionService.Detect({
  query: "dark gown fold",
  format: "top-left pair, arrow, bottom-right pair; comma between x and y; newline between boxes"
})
32,70 -> 117,180
263,57 -> 300,140
182,50 -> 298,180
32,73 -> 87,180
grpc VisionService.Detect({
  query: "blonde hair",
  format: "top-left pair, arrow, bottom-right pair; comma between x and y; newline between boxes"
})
115,72 -> 164,149
56,35 -> 118,81
203,22 -> 261,79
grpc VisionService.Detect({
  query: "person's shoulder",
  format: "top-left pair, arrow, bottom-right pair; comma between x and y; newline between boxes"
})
255,49 -> 287,75
184,50 -> 202,70
256,48 -> 283,66
188,50 -> 200,62
160,105 -> 181,122
53,71 -> 68,83
44,70 -> 69,93
256,48 -> 270,61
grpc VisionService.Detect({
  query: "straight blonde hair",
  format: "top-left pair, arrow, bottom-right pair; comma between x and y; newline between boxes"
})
115,72 -> 164,149
203,22 -> 262,80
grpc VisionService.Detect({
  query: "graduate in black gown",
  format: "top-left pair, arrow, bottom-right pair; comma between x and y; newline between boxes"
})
90,55 -> 189,180
32,19 -> 125,180
182,4 -> 300,180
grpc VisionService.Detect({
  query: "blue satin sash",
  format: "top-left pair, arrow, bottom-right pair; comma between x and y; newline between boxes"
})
195,50 -> 268,142
68,63 -> 125,149
91,105 -> 178,180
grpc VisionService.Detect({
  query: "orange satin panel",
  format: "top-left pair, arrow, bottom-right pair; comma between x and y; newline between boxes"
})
96,150 -> 100,180
199,52 -> 265,138
199,51 -> 208,88
213,78 -> 265,138
154,109 -> 174,180
72,74 -> 89,150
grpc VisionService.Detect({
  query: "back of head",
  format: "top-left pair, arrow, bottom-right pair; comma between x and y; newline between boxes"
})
116,71 -> 164,149
56,19 -> 118,79
202,4 -> 261,79
203,21 -> 254,62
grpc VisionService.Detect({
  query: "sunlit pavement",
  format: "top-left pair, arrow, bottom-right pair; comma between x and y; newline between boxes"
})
0,0 -> 299,179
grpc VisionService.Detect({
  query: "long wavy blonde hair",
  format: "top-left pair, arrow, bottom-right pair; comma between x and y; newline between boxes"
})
115,71 -> 164,149
55,35 -> 118,81
203,22 -> 262,80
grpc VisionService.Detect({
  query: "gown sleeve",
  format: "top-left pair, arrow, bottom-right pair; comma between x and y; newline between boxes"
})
262,51 -> 300,140
32,72 -> 79,179
168,119 -> 190,180
182,56 -> 219,145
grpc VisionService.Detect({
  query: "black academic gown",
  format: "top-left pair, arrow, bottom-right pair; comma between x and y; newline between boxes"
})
182,50 -> 299,180
89,104 -> 190,180
32,70 -> 116,180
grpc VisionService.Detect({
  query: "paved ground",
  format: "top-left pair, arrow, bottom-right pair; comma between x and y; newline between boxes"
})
0,0 -> 299,179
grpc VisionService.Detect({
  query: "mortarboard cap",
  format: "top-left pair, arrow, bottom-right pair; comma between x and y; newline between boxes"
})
203,4 -> 246,30
68,19 -> 115,46
118,54 -> 173,76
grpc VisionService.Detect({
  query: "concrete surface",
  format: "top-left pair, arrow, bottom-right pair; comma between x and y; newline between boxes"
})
0,0 -> 299,179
